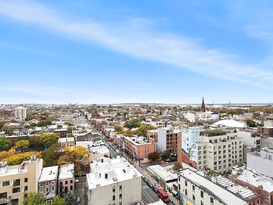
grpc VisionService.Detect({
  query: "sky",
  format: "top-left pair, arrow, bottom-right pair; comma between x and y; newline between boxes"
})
1,0 -> 273,104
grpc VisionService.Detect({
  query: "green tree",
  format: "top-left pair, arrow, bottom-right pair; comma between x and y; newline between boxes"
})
161,150 -> 170,160
67,127 -> 73,133
0,137 -> 12,151
29,136 -> 43,150
16,140 -> 30,150
23,192 -> 46,205
148,151 -> 161,162
41,134 -> 59,148
37,120 -> 52,127
43,143 -> 63,167
124,129 -> 132,137
65,193 -> 77,205
124,117 -> 145,129
0,121 -> 5,130
52,196 -> 65,205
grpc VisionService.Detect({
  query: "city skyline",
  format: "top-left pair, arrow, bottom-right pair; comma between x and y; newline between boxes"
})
1,1 -> 273,104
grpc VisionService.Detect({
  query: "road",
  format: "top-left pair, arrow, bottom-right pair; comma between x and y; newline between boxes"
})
74,176 -> 87,205
141,178 -> 159,204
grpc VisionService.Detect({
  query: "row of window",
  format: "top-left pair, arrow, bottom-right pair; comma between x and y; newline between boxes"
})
1,178 -> 28,187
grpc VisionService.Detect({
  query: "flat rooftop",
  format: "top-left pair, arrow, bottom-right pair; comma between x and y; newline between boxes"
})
237,169 -> 273,192
59,164 -> 74,180
87,157 -> 141,190
179,169 -> 247,205
147,165 -> 177,182
39,166 -> 58,182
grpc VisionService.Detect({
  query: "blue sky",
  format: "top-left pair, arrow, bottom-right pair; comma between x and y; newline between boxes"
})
1,0 -> 273,104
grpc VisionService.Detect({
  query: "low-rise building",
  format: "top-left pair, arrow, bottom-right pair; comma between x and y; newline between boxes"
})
58,164 -> 74,196
38,166 -> 58,201
58,137 -> 75,147
230,169 -> 273,205
178,169 -> 248,205
247,148 -> 273,178
0,156 -> 43,205
86,157 -> 142,205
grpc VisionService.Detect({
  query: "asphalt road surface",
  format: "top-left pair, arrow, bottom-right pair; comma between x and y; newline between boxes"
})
141,178 -> 159,204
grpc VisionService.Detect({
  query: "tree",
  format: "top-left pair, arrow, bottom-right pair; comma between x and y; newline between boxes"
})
23,193 -> 65,205
0,121 -> 5,130
41,134 -> 59,148
161,150 -> 170,160
124,129 -> 132,137
172,162 -> 182,171
65,193 -> 77,205
37,120 -> 52,127
29,136 -> 44,151
148,151 -> 160,162
64,121 -> 74,126
0,148 -> 16,161
6,152 -> 42,165
124,117 -> 144,129
43,143 -> 63,167
114,124 -> 122,132
245,119 -> 257,127
16,140 -> 30,150
23,192 -> 46,205
136,124 -> 155,137
67,127 -> 73,133
0,137 -> 12,151
58,146 -> 89,176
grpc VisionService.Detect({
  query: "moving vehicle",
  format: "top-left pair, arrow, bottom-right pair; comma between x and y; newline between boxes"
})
157,189 -> 170,204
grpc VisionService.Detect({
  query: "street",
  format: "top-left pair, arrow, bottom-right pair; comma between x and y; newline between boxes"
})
141,178 -> 159,204
74,176 -> 87,205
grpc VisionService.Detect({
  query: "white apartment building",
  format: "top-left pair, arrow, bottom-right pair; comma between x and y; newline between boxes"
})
58,164 -> 75,196
181,127 -> 243,173
86,157 -> 142,205
198,133 -> 243,173
178,169 -> 248,205
247,147 -> 273,178
14,106 -> 27,121
0,156 -> 43,205
38,166 -> 58,201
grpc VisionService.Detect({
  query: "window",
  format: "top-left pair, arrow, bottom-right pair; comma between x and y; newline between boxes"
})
24,194 -> 28,198
24,178 -> 28,183
192,194 -> 195,201
200,191 -> 204,198
39,183 -> 43,187
70,180 -> 73,184
192,185 -> 195,191
46,182 -> 49,186
70,185 -> 73,191
113,195 -> 115,201
39,188 -> 43,192
14,179 -> 20,186
25,186 -> 28,191
210,197 -> 214,204
51,186 -> 55,191
3,181 -> 10,187
185,189 -> 187,196
65,181 -> 68,185
51,181 -> 55,185
119,185 -> 122,190
12,188 -> 20,193
201,201 -> 204,205
119,194 -> 122,199
11,198 -> 19,205
185,180 -> 187,186
0,192 -> 7,199
119,202 -> 122,205
113,187 -> 116,192
46,188 -> 49,193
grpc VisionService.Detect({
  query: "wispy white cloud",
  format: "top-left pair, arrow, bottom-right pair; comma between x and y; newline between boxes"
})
0,0 -> 273,89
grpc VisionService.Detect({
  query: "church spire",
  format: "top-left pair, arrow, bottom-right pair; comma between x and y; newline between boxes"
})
201,97 -> 206,112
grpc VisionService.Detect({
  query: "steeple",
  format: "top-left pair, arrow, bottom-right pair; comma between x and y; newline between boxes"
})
201,97 -> 206,112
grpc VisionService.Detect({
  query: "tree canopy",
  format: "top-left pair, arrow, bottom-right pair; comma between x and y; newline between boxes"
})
0,137 -> 12,151
41,134 -> 59,148
23,192 -> 65,205
16,139 -> 30,150
148,151 -> 160,162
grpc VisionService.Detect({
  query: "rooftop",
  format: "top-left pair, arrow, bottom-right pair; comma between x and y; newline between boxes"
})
86,157 -> 141,190
179,169 -> 247,205
58,137 -> 74,143
147,165 -> 177,182
59,164 -> 74,180
39,166 -> 58,182
216,176 -> 257,201
237,169 -> 273,192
